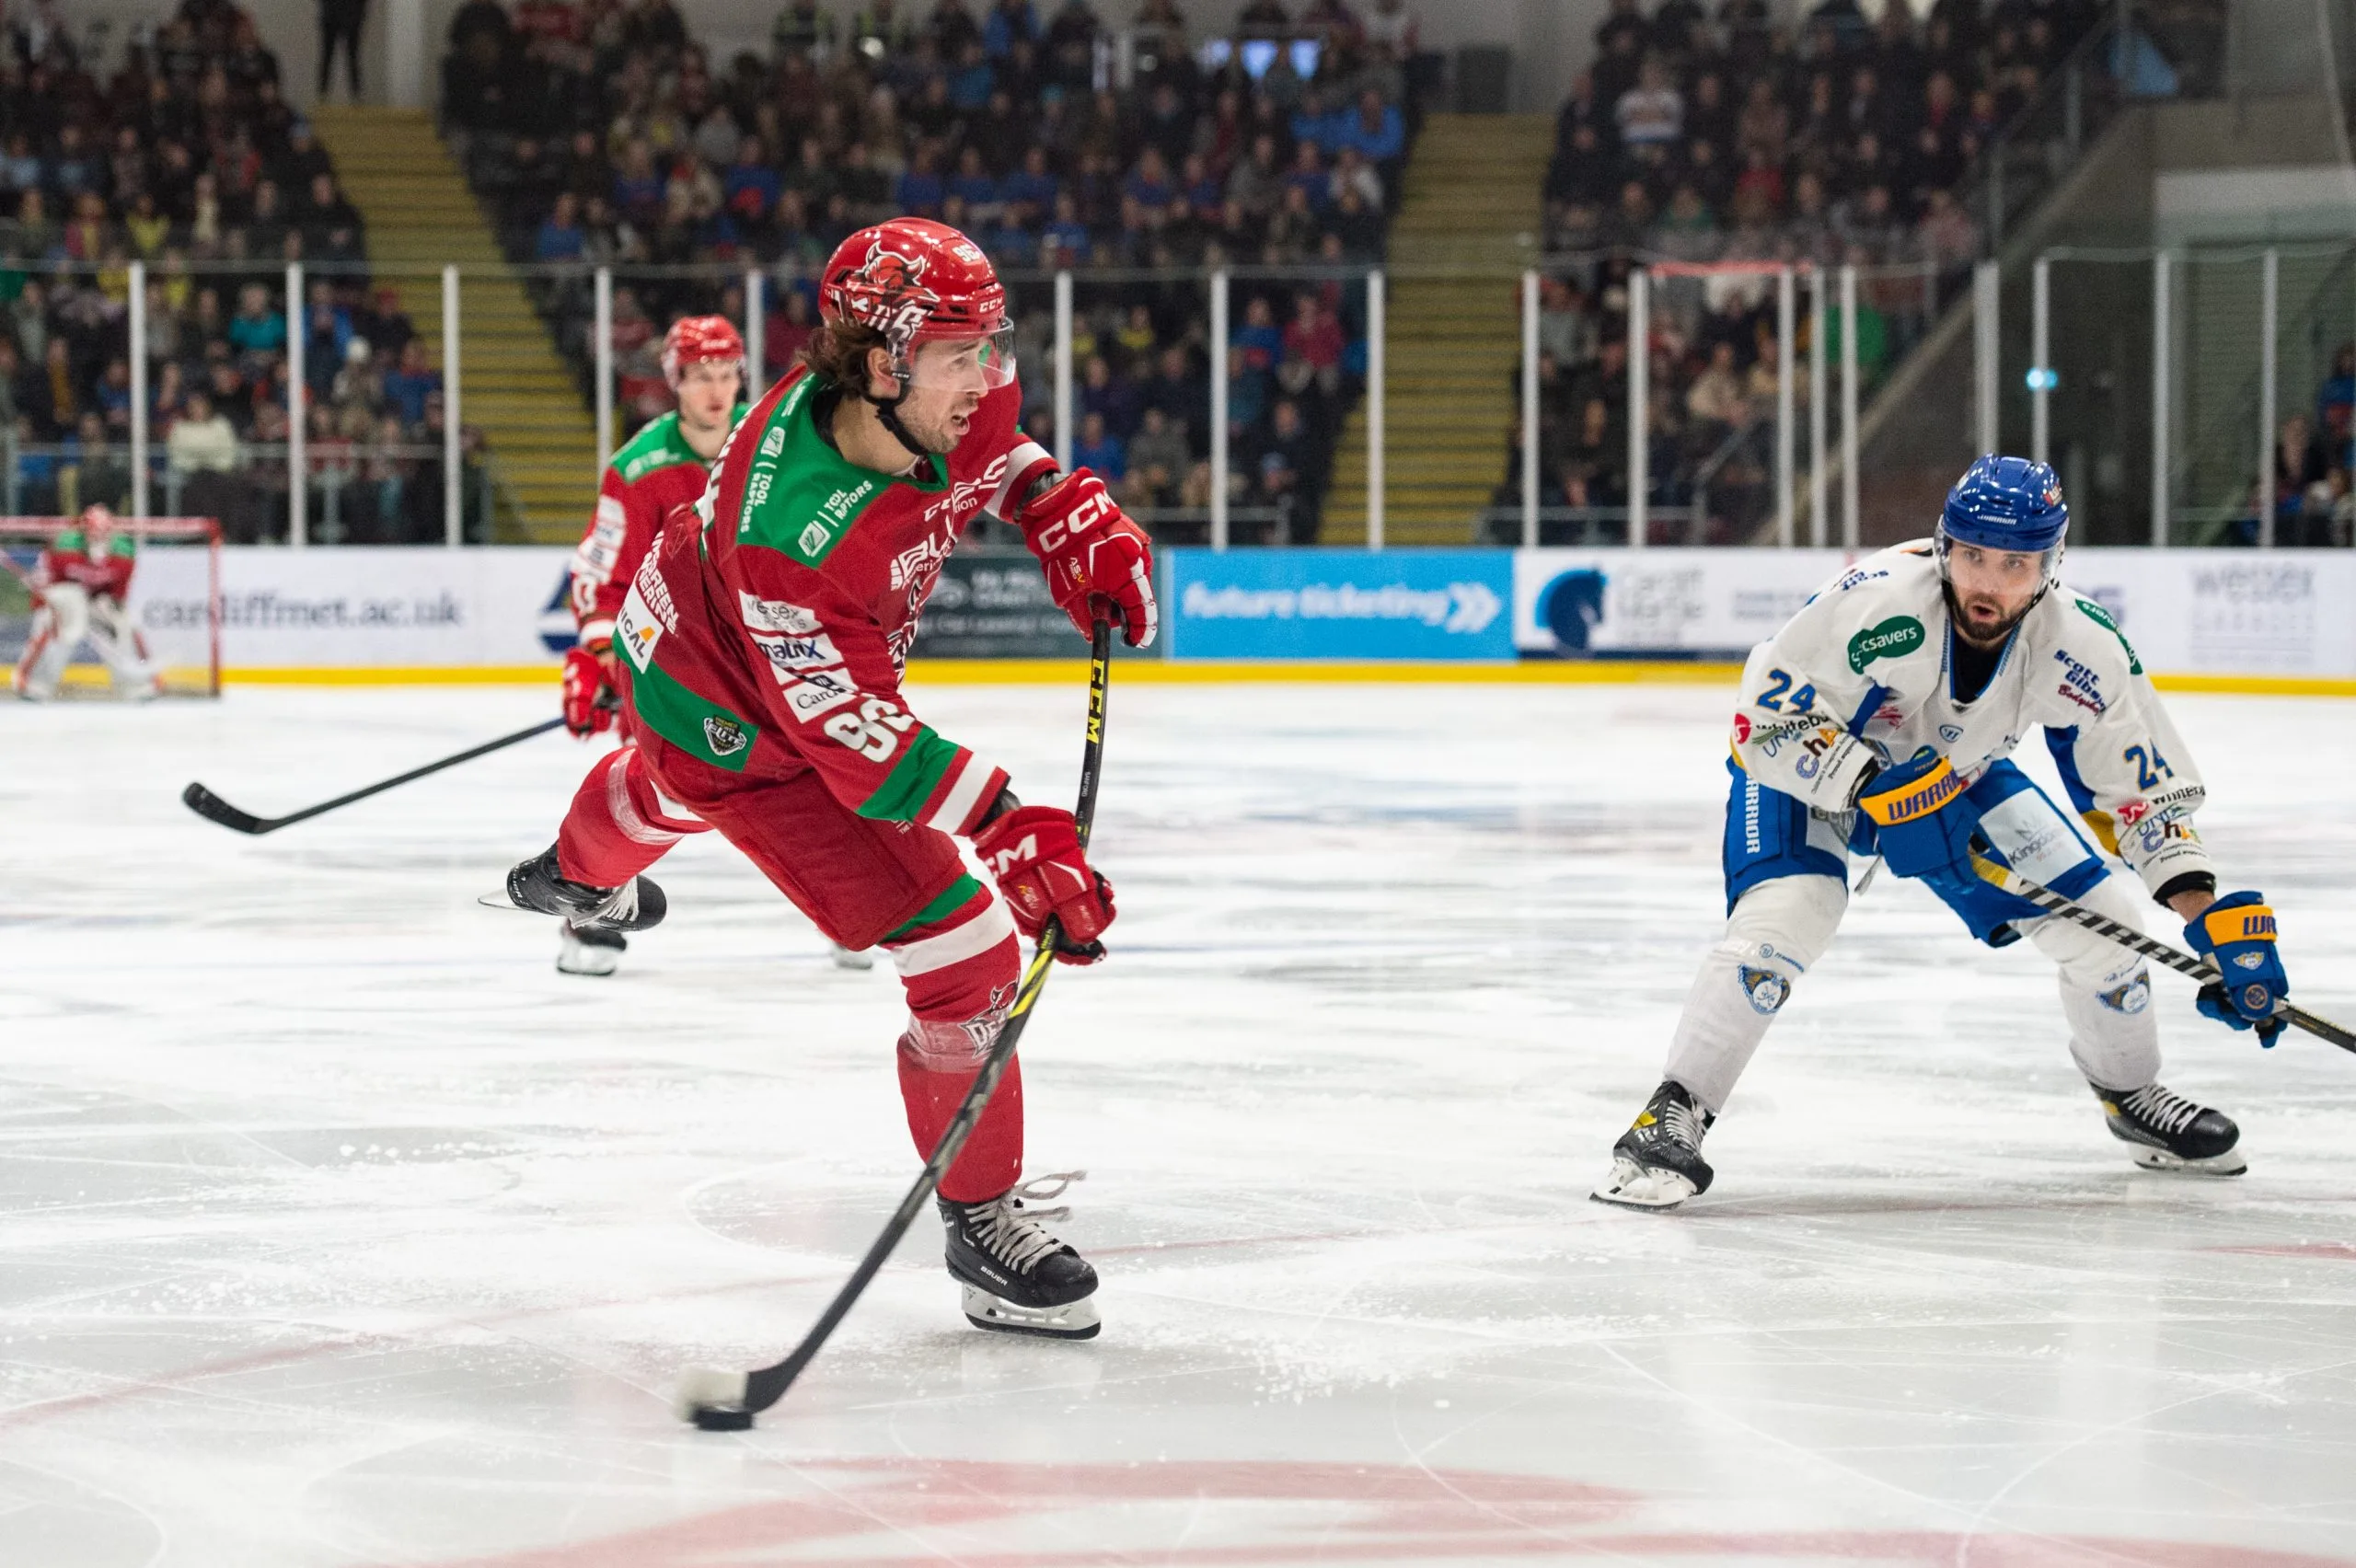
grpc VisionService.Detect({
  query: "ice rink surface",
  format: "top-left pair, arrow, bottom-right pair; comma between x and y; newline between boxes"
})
6,675 -> 2356,1566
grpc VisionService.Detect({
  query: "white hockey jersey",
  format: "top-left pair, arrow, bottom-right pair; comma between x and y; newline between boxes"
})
1729,541 -> 2212,901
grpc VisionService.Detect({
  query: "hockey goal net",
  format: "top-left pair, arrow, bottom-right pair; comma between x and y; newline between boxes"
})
0,516 -> 223,698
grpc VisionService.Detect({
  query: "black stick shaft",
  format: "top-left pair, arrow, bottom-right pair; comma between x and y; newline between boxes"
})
1973,856 -> 2356,1055
184,716 -> 568,835
738,619 -> 1114,1412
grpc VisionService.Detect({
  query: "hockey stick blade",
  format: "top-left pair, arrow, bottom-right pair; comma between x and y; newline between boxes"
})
677,617 -> 1114,1430
180,781 -> 270,835
182,716 -> 569,836
1971,856 -> 2356,1055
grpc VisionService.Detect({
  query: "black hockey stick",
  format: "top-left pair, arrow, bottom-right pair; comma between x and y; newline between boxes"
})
677,616 -> 1114,1430
183,716 -> 569,835
1969,854 -> 2356,1055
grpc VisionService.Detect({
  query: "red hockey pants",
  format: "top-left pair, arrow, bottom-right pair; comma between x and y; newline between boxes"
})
555,738 -> 1025,1203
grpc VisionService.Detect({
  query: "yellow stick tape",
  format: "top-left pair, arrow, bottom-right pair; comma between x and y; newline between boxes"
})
202,663 -> 2356,696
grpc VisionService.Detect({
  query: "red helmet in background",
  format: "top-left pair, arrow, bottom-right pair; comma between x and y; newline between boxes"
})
819,217 -> 1016,388
661,315 -> 745,385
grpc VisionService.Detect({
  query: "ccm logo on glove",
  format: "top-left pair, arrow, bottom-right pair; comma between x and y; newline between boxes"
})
974,804 -> 1115,963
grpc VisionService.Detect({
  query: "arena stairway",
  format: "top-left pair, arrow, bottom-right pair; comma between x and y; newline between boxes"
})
309,105 -> 600,543
1320,113 -> 1553,546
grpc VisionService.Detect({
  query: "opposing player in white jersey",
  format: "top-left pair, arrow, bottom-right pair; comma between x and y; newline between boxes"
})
11,505 -> 159,701
1597,456 -> 2294,1208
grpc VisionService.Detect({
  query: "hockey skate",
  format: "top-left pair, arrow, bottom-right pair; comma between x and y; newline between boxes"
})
2094,1080 -> 2246,1175
1592,1079 -> 1718,1210
939,1173 -> 1101,1339
557,921 -> 627,976
830,942 -> 875,971
502,845 -> 667,934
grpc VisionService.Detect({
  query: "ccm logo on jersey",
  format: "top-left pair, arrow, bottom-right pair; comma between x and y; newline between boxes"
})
823,696 -> 917,760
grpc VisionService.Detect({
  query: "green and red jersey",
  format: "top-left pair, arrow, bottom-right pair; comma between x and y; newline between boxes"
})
40,526 -> 136,600
568,407 -> 745,646
612,366 -> 1052,835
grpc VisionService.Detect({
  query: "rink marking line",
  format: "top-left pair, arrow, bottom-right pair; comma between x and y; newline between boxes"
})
205,662 -> 2356,697
0,1269 -> 847,1435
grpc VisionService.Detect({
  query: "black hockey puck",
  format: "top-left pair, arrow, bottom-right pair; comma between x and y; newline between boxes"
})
691,1405 -> 756,1432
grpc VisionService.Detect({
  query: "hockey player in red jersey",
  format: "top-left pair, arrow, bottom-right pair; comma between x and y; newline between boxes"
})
503,217 -> 1157,1337
11,505 -> 158,701
548,315 -> 748,975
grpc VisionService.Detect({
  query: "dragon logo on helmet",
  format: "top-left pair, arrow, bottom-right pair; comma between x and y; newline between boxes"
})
831,232 -> 942,355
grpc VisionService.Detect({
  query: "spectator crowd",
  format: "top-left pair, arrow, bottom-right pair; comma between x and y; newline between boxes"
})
1503,0 -> 2115,542
0,0 -> 468,542
445,0 -> 1429,541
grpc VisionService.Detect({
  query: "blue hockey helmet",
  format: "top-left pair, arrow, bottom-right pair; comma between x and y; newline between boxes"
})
1939,455 -> 2068,555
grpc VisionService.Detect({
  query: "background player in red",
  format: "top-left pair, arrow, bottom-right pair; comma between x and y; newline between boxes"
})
548,315 -> 747,975
11,505 -> 158,701
503,217 -> 1157,1338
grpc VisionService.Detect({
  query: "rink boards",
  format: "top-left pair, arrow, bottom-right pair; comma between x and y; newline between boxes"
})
90,543 -> 2356,690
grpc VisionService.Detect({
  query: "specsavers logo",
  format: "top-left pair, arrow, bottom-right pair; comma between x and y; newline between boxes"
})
1847,615 -> 1924,674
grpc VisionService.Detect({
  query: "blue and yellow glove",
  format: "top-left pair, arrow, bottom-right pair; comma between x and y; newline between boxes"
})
1854,751 -> 1977,881
2185,891 -> 2288,1047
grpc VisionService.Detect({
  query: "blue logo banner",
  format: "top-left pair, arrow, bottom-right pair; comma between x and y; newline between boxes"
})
1166,549 -> 1514,661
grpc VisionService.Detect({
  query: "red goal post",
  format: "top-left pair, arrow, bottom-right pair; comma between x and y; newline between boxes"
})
0,515 -> 223,698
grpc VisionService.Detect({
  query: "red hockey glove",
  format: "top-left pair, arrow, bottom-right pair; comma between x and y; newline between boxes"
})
1018,467 -> 1159,649
974,804 -> 1116,964
562,644 -> 617,738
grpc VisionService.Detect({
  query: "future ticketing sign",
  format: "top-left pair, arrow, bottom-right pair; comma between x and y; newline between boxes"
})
1165,548 -> 1514,662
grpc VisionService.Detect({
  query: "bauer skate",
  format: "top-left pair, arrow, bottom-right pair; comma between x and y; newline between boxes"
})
503,845 -> 667,934
556,921 -> 628,977
1592,1079 -> 1717,1210
2093,1080 -> 2246,1175
939,1172 -> 1101,1339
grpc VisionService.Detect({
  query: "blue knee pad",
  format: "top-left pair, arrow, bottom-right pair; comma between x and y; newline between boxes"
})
1722,760 -> 1848,914
1917,759 -> 2109,947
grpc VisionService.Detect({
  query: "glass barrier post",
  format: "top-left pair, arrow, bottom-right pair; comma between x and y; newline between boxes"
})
288,261 -> 306,547
2151,250 -> 2170,546
1628,266 -> 1648,549
2258,247 -> 2278,547
1367,267 -> 1384,550
1840,263 -> 1859,548
1810,267 -> 1827,548
1776,264 -> 1795,548
744,267 -> 765,398
1210,269 -> 1229,551
444,264 -> 463,547
1974,260 -> 1999,455
594,266 -> 614,471
1520,269 -> 1539,548
1053,270 -> 1074,471
2031,256 -> 2050,465
129,259 -> 148,519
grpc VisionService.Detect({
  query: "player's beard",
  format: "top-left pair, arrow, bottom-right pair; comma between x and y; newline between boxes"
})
895,396 -> 978,455
1944,581 -> 2034,648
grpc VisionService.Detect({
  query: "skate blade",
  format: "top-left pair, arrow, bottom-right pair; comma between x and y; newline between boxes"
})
477,890 -> 535,914
2130,1145 -> 2247,1176
1589,1157 -> 1698,1210
959,1281 -> 1102,1339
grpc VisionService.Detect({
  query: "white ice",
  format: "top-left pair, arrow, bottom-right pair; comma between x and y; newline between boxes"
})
5,677 -> 2356,1566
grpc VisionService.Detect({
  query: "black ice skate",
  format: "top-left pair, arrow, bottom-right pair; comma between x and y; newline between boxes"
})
504,845 -> 666,933
1592,1079 -> 1718,1210
2093,1080 -> 2246,1175
939,1173 -> 1100,1339
556,921 -> 627,977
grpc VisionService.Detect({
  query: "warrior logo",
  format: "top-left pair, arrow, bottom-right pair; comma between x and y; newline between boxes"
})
2098,976 -> 2152,1014
702,715 -> 750,757
1738,964 -> 1791,1014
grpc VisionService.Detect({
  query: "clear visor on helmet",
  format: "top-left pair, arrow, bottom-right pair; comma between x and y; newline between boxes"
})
1933,525 -> 2060,587
902,327 -> 1020,393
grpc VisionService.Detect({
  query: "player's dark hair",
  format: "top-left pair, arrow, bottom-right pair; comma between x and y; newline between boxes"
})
800,322 -> 891,396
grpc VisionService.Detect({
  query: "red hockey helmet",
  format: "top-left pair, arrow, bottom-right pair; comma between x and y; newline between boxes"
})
661,315 -> 746,385
819,217 -> 1016,390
